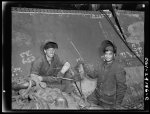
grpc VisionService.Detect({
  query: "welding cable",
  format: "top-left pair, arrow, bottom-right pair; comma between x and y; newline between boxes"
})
99,9 -> 144,65
100,9 -> 144,65
110,6 -> 127,41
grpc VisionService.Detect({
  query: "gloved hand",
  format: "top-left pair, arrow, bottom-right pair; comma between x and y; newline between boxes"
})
60,62 -> 71,74
76,58 -> 84,65
75,58 -> 85,72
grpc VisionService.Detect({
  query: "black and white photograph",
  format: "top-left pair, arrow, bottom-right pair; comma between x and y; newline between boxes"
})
2,1 -> 149,111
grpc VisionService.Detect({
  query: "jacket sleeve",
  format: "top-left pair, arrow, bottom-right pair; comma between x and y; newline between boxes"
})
30,57 -> 42,75
53,54 -> 64,74
115,68 -> 127,105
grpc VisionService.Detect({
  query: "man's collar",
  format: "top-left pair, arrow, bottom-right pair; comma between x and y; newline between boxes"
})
104,59 -> 114,67
106,61 -> 113,65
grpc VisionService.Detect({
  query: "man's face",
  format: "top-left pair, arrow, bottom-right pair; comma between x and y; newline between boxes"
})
44,48 -> 56,58
104,50 -> 115,62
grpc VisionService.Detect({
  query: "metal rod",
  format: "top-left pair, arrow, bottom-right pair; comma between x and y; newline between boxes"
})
74,82 -> 83,97
49,76 -> 74,81
69,40 -> 84,98
70,41 -> 83,59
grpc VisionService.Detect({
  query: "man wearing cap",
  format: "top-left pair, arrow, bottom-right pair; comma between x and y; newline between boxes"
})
76,40 -> 127,109
30,41 -> 74,93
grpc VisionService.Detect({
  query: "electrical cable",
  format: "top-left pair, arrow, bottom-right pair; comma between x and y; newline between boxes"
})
99,9 -> 144,65
111,6 -> 127,41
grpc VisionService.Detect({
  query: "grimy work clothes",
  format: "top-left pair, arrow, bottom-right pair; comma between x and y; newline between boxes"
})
83,60 -> 127,107
30,54 -> 74,93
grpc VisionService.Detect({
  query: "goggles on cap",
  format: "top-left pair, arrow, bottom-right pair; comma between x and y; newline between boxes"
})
104,46 -> 114,52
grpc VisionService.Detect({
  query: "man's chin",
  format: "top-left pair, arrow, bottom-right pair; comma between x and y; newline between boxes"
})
105,59 -> 113,62
48,55 -> 54,58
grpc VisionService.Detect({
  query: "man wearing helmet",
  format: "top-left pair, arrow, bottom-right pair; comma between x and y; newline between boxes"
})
76,40 -> 127,109
30,41 -> 74,93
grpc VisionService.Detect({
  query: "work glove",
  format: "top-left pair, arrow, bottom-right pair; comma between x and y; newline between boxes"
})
60,62 -> 71,74
75,58 -> 85,72
76,58 -> 85,65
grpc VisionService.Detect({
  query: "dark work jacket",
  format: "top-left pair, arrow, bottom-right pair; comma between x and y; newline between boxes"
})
30,53 -> 71,91
84,60 -> 127,105
30,54 -> 63,77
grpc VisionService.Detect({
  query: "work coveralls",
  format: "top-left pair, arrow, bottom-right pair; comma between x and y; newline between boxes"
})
83,60 -> 127,108
30,53 -> 75,93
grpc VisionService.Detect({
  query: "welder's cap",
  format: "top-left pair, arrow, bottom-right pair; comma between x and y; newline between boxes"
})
43,41 -> 58,50
99,40 -> 117,56
104,45 -> 114,52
